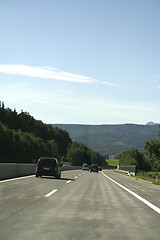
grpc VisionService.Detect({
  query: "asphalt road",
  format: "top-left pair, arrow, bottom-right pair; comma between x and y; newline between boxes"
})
0,169 -> 160,240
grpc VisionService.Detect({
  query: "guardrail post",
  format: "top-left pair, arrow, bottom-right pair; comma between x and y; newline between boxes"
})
156,174 -> 158,183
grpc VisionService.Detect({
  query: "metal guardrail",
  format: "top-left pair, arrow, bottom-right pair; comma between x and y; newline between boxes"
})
115,165 -> 136,176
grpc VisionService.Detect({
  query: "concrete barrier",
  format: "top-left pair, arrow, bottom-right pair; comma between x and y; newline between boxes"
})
115,165 -> 136,176
61,165 -> 81,171
0,163 -> 82,180
0,163 -> 36,180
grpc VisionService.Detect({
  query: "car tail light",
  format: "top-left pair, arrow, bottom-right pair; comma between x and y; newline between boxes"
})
54,167 -> 58,171
36,165 -> 38,170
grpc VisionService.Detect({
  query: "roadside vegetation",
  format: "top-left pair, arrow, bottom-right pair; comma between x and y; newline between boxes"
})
106,159 -> 119,166
53,124 -> 158,157
133,171 -> 160,185
0,102 -> 105,166
1,101 -> 160,173
116,128 -> 160,184
118,148 -> 151,171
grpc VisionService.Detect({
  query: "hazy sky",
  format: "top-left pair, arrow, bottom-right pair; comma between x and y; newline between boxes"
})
0,0 -> 160,124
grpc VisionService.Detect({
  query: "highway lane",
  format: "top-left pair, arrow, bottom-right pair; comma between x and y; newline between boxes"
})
103,170 -> 160,208
0,170 -> 160,240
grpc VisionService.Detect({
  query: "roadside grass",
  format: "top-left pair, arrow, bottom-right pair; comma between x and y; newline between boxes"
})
133,171 -> 160,185
106,159 -> 119,166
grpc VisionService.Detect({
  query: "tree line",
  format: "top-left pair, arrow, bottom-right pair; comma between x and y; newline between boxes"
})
0,102 -> 105,166
118,126 -> 160,172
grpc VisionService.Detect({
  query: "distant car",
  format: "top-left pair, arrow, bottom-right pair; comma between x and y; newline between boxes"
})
35,157 -> 61,178
90,164 -> 99,173
82,163 -> 89,171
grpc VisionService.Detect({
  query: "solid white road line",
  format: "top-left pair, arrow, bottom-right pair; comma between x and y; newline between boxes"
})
102,172 -> 160,215
45,189 -> 57,198
0,175 -> 34,183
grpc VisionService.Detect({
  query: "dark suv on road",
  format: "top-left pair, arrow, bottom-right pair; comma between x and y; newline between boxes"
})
90,164 -> 99,173
35,157 -> 61,179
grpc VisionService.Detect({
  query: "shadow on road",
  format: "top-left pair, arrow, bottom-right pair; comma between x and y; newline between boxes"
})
40,176 -> 75,181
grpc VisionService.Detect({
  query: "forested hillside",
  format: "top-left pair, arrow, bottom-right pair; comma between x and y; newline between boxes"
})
52,124 -> 159,156
0,103 -> 71,163
0,103 -> 106,166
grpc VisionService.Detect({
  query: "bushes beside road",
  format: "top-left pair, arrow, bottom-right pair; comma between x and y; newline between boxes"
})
133,171 -> 160,185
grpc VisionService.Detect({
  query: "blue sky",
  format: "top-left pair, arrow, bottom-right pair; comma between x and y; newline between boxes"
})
0,0 -> 160,124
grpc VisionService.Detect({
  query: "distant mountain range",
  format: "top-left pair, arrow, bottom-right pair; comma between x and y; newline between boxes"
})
52,123 -> 159,157
145,122 -> 159,126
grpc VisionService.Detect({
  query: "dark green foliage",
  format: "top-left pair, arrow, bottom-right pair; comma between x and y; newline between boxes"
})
136,171 -> 160,179
0,121 -> 60,163
118,148 -> 150,171
0,103 -> 103,165
0,103 -> 71,163
89,151 -> 105,166
66,141 -> 105,166
67,142 -> 90,166
144,127 -> 160,171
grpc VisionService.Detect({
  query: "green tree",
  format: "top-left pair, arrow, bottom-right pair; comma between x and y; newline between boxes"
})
0,103 -> 105,165
119,148 -> 148,170
67,142 -> 91,166
90,151 -> 104,166
66,141 -> 105,166
0,104 -> 72,162
46,140 -> 59,159
144,128 -> 160,171
0,122 -> 13,162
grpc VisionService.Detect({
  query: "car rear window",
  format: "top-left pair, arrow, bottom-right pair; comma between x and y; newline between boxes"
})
39,158 -> 56,166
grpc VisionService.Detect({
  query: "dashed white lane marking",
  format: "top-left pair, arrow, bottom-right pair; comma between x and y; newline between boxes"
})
74,176 -> 78,179
102,172 -> 160,215
66,180 -> 71,184
45,189 -> 57,197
